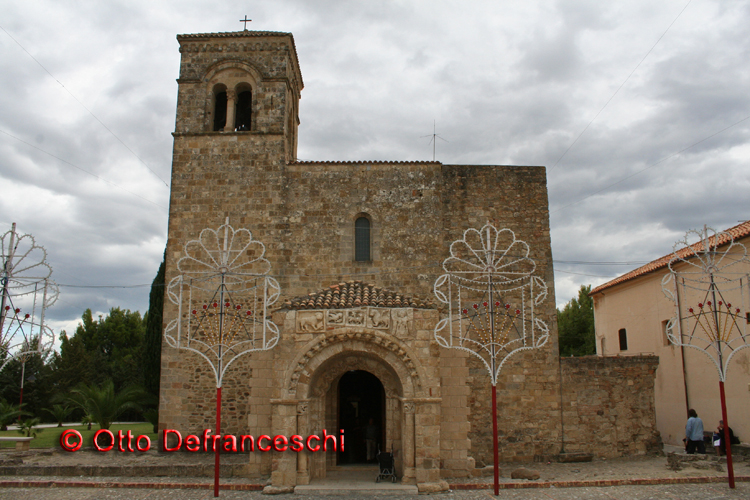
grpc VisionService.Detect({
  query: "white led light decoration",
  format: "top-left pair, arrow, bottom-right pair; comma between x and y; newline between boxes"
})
662,226 -> 749,382
1,224 -> 58,373
661,225 -> 749,489
433,223 -> 549,385
165,219 -> 280,388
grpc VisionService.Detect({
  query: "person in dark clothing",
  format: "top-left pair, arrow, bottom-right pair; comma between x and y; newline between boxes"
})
713,420 -> 737,456
365,418 -> 378,461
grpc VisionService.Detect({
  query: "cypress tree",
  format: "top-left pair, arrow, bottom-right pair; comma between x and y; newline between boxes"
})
144,249 -> 166,400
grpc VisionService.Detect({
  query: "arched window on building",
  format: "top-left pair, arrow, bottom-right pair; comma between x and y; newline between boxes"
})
213,89 -> 227,131
618,328 -> 628,351
355,216 -> 371,262
235,90 -> 252,131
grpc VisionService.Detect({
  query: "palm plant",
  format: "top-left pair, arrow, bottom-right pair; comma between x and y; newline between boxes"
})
43,404 -> 74,427
0,399 -> 29,431
17,417 -> 43,438
67,379 -> 147,430
81,413 -> 94,431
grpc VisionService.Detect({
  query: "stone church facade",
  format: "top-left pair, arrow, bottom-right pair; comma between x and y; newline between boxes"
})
159,30 -> 661,491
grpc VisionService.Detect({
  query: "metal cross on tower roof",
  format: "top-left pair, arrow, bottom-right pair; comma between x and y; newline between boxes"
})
239,16 -> 252,30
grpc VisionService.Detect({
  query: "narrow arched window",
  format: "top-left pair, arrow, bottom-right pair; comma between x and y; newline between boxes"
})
618,328 -> 628,351
235,90 -> 252,131
355,217 -> 371,262
213,91 -> 227,131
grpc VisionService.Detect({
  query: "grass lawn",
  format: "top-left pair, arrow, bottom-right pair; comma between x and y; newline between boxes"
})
0,423 -> 158,449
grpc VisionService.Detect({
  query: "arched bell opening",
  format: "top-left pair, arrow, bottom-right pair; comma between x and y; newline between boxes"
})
211,84 -> 228,131
234,84 -> 252,131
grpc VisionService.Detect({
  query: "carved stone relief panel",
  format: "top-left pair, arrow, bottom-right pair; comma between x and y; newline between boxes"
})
392,308 -> 412,338
297,311 -> 324,333
326,310 -> 345,326
346,309 -> 366,326
367,308 -> 390,329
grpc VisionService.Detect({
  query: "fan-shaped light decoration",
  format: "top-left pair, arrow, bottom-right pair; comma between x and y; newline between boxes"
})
662,225 -> 749,489
1,223 -> 58,373
662,226 -> 749,381
165,219 -> 280,387
434,223 -> 549,384
433,222 -> 549,496
164,219 -> 280,497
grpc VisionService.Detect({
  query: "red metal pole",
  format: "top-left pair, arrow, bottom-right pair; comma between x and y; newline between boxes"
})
214,386 -> 222,497
492,384 -> 499,496
18,387 -> 23,424
18,361 -> 25,424
719,381 -> 735,488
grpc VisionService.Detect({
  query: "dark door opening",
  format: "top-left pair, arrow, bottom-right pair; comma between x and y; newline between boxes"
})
337,370 -> 384,465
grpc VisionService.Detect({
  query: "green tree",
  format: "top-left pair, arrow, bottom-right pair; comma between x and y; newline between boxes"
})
144,250 -> 165,401
557,285 -> 596,356
51,308 -> 146,393
67,379 -> 147,430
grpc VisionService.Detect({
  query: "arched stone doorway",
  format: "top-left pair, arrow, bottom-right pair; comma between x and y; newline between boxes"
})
270,318 -> 446,491
271,329 -> 431,486
305,348 -> 406,482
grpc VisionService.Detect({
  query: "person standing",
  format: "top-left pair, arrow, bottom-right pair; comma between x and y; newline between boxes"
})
365,418 -> 378,461
684,408 -> 705,454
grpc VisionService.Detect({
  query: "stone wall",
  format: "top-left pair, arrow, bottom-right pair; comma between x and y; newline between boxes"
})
467,348 -> 563,465
559,355 -> 661,458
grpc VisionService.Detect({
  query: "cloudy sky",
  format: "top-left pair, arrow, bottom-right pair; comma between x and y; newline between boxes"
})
1,0 -> 748,335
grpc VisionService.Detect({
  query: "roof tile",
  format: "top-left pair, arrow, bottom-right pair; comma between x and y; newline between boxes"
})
283,280 -> 434,310
590,220 -> 750,295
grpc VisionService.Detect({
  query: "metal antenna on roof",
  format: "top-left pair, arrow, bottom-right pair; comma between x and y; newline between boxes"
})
239,16 -> 252,31
421,120 -> 448,161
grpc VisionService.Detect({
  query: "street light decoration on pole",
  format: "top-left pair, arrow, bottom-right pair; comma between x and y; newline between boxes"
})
433,223 -> 549,384
1,224 -> 58,373
433,222 -> 549,495
662,226 -> 749,489
164,219 -> 280,497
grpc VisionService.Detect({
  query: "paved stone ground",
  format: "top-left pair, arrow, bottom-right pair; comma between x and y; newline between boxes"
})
0,484 -> 749,499
1,444 -> 749,498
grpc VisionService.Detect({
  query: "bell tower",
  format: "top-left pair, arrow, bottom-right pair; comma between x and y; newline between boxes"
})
173,31 -> 303,160
165,31 -> 304,310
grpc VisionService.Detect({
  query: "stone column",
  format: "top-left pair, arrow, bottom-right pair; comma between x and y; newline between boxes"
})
414,397 -> 447,493
386,394 -> 402,475
224,89 -> 237,132
270,399 -> 298,487
401,399 -> 416,484
296,401 -> 310,485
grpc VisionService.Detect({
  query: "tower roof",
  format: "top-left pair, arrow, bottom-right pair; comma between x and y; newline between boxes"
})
176,30 -> 303,90
177,30 -> 294,40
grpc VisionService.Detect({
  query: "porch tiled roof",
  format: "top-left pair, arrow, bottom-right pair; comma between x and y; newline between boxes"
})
590,220 -> 750,295
283,280 -> 434,310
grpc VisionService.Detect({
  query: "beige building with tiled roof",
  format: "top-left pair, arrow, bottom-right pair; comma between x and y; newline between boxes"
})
159,29 -> 662,491
590,221 -> 750,447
